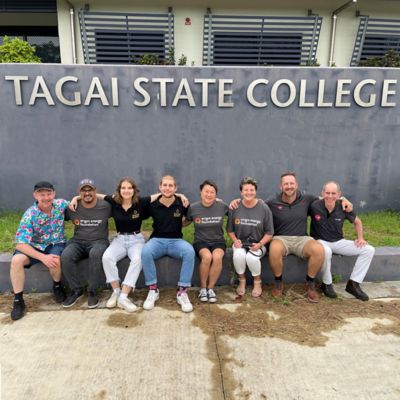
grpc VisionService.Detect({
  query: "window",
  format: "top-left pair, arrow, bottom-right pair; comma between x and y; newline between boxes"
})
351,17 -> 400,65
212,32 -> 302,66
0,26 -> 60,63
203,14 -> 322,66
0,0 -> 56,13
94,30 -> 166,64
79,10 -> 174,64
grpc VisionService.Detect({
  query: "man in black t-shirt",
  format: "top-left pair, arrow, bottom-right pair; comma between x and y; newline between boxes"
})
141,175 -> 195,313
62,179 -> 111,309
310,181 -> 375,301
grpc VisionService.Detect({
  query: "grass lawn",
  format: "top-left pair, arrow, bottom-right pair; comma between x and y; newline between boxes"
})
0,209 -> 399,253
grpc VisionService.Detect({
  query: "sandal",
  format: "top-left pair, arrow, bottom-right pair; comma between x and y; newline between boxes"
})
252,280 -> 262,297
236,278 -> 247,296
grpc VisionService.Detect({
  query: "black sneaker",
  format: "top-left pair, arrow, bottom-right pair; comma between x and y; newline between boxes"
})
321,283 -> 338,299
63,290 -> 84,308
11,299 -> 26,321
87,292 -> 99,309
53,284 -> 66,303
345,280 -> 369,301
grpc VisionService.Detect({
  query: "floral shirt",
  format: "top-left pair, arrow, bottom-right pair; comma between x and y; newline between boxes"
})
15,199 -> 69,251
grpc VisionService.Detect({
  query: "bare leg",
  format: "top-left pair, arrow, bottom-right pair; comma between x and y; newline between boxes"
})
302,240 -> 324,278
121,284 -> 132,295
268,239 -> 286,277
10,254 -> 30,293
48,258 -> 62,282
252,275 -> 262,297
237,273 -> 246,295
198,248 -> 212,288
208,248 -> 224,289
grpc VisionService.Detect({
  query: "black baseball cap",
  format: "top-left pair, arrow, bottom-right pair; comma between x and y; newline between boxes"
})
34,181 -> 55,192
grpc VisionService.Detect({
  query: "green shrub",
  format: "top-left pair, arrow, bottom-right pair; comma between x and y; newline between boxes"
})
178,54 -> 187,66
358,49 -> 400,67
0,36 -> 41,63
137,53 -> 159,65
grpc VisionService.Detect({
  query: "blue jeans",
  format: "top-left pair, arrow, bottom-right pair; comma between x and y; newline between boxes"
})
141,238 -> 195,287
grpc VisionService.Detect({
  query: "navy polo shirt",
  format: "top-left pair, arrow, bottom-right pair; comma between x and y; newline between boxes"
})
310,199 -> 356,242
148,195 -> 188,239
266,191 -> 318,236
104,195 -> 150,233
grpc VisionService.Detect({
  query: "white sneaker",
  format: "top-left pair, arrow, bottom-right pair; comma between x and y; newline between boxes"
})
198,288 -> 208,302
207,288 -> 217,303
177,292 -> 193,313
106,291 -> 119,309
143,290 -> 159,311
118,297 -> 138,313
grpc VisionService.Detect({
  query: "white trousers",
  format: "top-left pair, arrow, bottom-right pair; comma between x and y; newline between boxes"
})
102,233 -> 145,288
319,239 -> 375,284
232,246 -> 266,276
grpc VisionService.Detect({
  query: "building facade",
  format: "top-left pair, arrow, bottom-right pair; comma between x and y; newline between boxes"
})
1,0 -> 400,67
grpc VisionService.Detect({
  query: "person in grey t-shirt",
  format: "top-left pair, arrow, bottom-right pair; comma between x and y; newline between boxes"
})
186,180 -> 228,303
61,179 -> 111,309
227,177 -> 274,298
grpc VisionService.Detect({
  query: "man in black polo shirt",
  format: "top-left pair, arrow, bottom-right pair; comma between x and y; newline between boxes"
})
267,172 -> 323,302
310,181 -> 375,301
141,175 -> 195,313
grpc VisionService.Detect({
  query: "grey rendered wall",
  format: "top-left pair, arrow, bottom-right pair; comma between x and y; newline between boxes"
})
0,64 -> 399,210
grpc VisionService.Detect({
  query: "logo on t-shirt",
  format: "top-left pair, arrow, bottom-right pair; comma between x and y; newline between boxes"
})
235,218 -> 241,224
314,214 -> 321,221
174,209 -> 182,218
73,219 -> 80,225
194,217 -> 201,224
278,205 -> 283,210
132,210 -> 140,219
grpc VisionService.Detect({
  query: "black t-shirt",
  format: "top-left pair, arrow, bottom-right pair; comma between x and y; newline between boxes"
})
148,195 -> 188,239
266,191 -> 318,236
310,199 -> 356,242
104,195 -> 151,233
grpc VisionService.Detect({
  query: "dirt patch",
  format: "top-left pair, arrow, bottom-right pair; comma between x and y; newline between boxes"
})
93,389 -> 107,399
189,285 -> 400,399
106,312 -> 140,329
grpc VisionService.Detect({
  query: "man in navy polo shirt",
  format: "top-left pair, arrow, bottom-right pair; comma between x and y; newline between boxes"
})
141,175 -> 195,313
310,181 -> 375,301
267,172 -> 322,302
10,181 -> 68,320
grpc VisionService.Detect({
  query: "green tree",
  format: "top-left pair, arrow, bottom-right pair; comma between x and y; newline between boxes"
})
358,49 -> 400,67
0,36 -> 41,63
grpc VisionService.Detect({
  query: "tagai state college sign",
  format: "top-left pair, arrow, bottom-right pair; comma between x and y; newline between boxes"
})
0,64 -> 399,211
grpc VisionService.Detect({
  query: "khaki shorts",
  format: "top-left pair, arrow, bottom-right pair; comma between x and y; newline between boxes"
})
272,236 -> 313,258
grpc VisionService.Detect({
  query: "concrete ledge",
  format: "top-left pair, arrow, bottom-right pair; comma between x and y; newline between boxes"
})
1,247 -> 399,293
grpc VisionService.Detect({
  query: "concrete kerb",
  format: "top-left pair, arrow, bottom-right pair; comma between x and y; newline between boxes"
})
1,247 -> 400,293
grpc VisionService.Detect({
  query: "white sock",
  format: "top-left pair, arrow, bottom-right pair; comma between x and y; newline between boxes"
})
119,293 -> 128,300
113,288 -> 121,296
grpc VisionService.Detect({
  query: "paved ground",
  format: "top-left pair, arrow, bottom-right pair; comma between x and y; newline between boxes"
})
1,281 -> 400,400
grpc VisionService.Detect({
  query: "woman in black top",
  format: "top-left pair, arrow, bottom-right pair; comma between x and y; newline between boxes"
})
101,177 -> 151,312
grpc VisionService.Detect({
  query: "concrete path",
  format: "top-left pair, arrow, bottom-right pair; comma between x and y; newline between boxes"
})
1,282 -> 400,400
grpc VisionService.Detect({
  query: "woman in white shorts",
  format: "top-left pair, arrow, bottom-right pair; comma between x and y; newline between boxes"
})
227,177 -> 274,297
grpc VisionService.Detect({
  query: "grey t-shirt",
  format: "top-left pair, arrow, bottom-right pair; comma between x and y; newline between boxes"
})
187,201 -> 228,244
65,199 -> 112,242
227,200 -> 274,243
